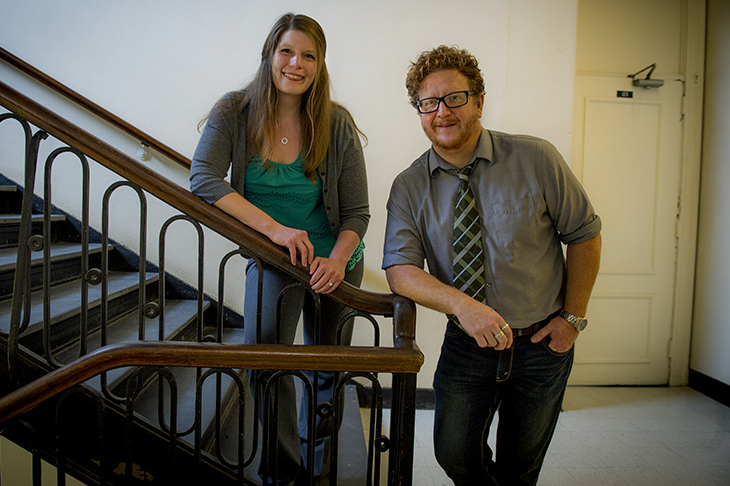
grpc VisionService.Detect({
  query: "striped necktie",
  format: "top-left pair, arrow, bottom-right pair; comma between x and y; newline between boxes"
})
453,165 -> 486,309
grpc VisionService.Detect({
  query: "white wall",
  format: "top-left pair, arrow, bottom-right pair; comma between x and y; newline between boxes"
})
691,0 -> 730,387
0,0 -> 577,389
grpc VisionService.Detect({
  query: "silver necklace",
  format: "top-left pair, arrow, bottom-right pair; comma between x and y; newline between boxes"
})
277,121 -> 289,145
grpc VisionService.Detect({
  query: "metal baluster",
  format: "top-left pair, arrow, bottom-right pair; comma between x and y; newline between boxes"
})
42,147 -> 89,366
4,114 -> 45,380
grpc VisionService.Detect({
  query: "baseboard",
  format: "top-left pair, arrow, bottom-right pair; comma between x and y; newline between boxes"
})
357,387 -> 435,410
688,369 -> 730,408
386,388 -> 435,410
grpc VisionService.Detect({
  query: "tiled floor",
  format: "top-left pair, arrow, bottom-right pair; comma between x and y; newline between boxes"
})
408,386 -> 730,485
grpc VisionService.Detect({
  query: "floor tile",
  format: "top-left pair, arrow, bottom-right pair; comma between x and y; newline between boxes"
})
405,386 -> 730,485
537,466 -> 580,485
659,464 -> 728,486
593,447 -> 651,468
612,466 -> 676,486
565,467 -> 629,485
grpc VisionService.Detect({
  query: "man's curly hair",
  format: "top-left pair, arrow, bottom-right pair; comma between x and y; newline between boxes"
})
405,45 -> 485,108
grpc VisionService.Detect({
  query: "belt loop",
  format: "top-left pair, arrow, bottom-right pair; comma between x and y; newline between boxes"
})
513,310 -> 560,337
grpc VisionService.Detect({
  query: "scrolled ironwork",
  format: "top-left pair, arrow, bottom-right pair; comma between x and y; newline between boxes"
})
316,401 -> 334,418
27,234 -> 44,252
125,366 -> 178,482
194,368 -> 250,481
99,180 -> 147,405
378,436 -> 391,452
43,145 -> 90,363
159,214 -> 205,342
144,300 -> 161,319
332,371 -> 385,486
85,268 -> 102,285
6,117 -> 47,380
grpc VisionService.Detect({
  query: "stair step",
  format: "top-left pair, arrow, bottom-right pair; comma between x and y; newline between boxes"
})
0,271 -> 159,335
209,382 -> 369,483
72,299 -> 212,389
0,214 -> 66,225
0,242 -> 108,272
54,298 -> 208,361
0,242 -> 110,297
0,185 -> 22,215
129,328 -> 246,444
0,214 -> 67,248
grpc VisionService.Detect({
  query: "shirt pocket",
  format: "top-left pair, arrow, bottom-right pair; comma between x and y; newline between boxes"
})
481,196 -> 538,248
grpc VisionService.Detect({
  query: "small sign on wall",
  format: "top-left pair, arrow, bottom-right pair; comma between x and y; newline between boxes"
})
617,91 -> 634,98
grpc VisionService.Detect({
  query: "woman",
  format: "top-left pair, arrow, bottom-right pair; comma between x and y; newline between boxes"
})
189,13 -> 369,485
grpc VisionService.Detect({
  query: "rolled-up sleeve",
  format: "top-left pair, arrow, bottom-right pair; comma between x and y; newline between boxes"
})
538,139 -> 602,245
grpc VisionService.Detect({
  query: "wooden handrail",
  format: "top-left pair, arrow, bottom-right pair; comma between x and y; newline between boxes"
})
0,79 -> 399,315
0,339 -> 423,427
0,46 -> 191,169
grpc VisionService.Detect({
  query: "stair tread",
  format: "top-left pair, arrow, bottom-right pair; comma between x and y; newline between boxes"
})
0,214 -> 65,224
0,242 -> 108,272
132,363 -> 240,442
0,271 -> 159,334
212,382 -> 369,483
55,299 -> 208,361
115,328 -> 247,443
74,299 -> 210,387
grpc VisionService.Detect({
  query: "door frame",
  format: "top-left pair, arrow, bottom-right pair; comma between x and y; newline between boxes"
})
669,0 -> 706,386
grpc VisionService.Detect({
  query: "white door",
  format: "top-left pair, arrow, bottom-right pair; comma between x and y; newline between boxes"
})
569,74 -> 684,385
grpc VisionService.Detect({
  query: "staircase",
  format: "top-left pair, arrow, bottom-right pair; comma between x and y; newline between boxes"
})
0,173 -> 381,485
0,49 -> 422,486
0,173 -> 228,483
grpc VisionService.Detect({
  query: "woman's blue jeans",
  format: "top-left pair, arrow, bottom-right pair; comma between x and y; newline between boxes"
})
433,320 -> 574,486
244,258 -> 363,485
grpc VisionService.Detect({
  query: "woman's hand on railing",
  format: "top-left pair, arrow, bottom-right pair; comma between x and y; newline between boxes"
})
269,224 -> 315,267
309,256 -> 346,294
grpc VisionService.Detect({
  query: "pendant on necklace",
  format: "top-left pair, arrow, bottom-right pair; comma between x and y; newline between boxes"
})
281,137 -> 289,145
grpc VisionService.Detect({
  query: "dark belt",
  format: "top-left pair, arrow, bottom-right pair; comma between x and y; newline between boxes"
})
511,311 -> 560,337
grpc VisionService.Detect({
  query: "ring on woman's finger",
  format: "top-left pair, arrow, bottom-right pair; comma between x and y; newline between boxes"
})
328,282 -> 333,287
500,323 -> 509,331
494,330 -> 505,340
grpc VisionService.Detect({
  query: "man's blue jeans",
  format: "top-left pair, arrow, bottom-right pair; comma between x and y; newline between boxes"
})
433,321 -> 574,486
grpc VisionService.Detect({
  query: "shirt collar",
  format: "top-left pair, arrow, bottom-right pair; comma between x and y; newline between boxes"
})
427,128 -> 493,176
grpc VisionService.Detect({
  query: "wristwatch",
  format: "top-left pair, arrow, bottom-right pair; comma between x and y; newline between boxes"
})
559,309 -> 588,331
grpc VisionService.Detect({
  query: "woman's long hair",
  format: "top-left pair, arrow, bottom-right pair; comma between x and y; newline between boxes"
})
204,13 -> 332,181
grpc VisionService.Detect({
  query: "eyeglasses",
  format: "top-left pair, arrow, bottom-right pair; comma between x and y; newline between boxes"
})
415,91 -> 475,114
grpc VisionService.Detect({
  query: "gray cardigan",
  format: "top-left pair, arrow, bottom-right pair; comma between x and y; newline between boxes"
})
190,94 -> 370,241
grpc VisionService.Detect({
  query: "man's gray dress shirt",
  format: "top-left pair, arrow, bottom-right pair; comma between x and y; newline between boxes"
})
382,128 -> 601,328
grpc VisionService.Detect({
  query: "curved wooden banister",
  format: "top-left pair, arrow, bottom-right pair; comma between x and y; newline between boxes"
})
0,46 -> 191,170
0,79 -> 400,316
0,339 -> 423,428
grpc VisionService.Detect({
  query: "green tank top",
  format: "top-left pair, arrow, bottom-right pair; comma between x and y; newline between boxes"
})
244,154 -> 363,270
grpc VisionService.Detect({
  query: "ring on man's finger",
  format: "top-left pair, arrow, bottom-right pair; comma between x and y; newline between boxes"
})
494,330 -> 505,340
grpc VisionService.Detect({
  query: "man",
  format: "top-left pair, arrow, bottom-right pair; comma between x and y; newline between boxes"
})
382,45 -> 602,486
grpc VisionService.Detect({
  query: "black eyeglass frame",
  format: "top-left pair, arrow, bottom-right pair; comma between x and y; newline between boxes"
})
415,90 -> 476,114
